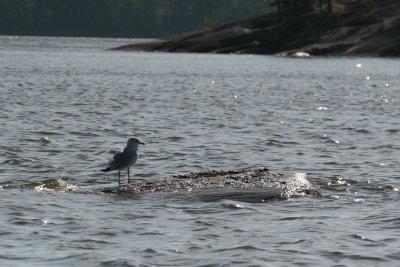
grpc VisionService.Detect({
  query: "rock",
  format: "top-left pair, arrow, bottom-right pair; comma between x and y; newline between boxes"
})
278,51 -> 311,57
112,1 -> 400,57
102,168 -> 322,202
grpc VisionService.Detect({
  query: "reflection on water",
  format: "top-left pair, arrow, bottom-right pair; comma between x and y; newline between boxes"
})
0,36 -> 399,266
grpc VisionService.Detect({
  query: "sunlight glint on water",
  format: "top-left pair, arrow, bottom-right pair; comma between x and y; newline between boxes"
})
0,36 -> 399,266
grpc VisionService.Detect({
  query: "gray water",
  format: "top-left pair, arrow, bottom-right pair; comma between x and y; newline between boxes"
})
0,36 -> 399,266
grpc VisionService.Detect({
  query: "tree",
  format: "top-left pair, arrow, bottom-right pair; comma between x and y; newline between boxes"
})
326,0 -> 332,13
318,0 -> 332,14
271,0 -> 314,19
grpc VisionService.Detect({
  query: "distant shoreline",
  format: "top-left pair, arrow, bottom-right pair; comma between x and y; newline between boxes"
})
112,1 -> 400,57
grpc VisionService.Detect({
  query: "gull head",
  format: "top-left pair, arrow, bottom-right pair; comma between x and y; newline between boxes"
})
127,137 -> 145,147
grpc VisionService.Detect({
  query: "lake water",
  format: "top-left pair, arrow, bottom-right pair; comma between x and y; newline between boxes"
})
0,36 -> 399,266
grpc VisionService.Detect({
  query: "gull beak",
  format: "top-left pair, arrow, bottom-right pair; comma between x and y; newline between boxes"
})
139,141 -> 146,145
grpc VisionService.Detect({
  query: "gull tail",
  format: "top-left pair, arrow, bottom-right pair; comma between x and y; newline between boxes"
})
101,167 -> 110,172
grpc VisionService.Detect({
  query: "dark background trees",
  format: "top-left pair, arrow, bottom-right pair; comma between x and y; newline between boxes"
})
271,0 -> 333,18
0,0 -> 274,37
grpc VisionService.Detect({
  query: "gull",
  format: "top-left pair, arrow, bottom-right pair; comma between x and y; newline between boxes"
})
101,138 -> 145,185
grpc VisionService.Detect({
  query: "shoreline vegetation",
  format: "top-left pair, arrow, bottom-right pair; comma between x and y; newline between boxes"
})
112,0 -> 400,57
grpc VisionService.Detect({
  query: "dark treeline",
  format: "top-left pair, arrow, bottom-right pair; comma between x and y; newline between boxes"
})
271,0 -> 334,18
0,0 -> 274,38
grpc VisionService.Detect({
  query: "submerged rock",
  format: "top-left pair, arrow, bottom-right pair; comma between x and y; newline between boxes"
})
278,51 -> 311,57
102,168 -> 322,202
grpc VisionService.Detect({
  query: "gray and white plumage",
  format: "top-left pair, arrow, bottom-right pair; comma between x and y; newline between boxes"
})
101,138 -> 145,185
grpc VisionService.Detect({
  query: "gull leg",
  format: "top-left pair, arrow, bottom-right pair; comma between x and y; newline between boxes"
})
118,171 -> 121,186
128,168 -> 131,184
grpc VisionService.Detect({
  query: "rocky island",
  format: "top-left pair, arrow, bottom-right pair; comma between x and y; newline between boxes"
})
112,0 -> 400,57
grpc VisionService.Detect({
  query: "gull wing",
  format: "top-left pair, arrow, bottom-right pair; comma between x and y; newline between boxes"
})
108,148 -> 131,171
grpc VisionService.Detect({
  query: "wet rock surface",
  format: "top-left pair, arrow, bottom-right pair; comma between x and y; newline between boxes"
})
102,169 -> 322,202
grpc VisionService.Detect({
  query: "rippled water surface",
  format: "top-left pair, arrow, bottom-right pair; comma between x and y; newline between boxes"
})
1,36 -> 399,266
